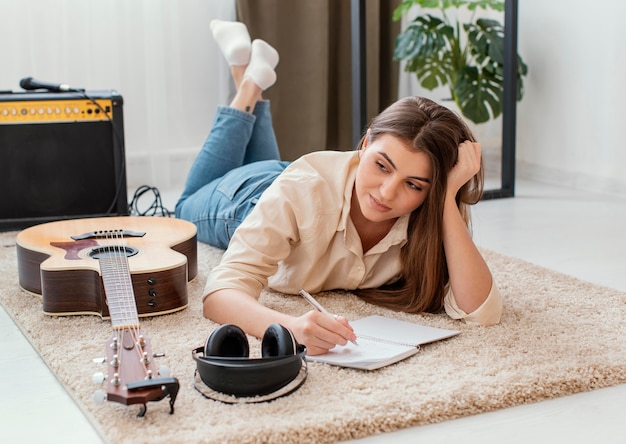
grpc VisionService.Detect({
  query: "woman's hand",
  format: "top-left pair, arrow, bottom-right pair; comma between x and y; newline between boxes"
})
447,140 -> 482,198
289,310 -> 357,356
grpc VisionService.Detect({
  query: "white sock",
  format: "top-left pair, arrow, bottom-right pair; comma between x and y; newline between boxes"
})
244,39 -> 279,91
210,19 -> 251,66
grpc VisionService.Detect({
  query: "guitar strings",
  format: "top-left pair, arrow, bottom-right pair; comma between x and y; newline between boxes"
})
107,229 -> 152,382
114,229 -> 146,377
113,229 -> 136,327
111,230 -> 128,380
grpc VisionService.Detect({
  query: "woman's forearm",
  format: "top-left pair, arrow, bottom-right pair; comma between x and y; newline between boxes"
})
441,196 -> 493,313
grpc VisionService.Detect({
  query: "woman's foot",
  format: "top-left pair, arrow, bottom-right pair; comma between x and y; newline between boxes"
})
243,39 -> 279,91
210,19 -> 251,66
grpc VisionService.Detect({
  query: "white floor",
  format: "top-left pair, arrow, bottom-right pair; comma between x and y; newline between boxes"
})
2,179 -> 626,444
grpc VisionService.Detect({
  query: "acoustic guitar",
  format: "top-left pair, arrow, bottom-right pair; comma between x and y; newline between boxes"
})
16,216 -> 197,317
16,216 -> 198,415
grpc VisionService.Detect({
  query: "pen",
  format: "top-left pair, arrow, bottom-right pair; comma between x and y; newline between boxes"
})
299,289 -> 358,346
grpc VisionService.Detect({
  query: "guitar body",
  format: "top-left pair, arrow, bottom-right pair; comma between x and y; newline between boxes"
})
16,216 -> 198,317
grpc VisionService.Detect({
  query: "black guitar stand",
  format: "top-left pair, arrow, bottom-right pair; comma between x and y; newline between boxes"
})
126,377 -> 180,417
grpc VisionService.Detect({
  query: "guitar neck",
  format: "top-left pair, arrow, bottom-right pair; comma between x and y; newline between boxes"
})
99,254 -> 139,328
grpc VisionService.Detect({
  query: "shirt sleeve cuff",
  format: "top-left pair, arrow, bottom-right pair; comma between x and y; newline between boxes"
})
444,280 -> 503,326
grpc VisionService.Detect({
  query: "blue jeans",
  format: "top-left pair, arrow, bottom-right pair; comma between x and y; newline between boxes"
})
175,101 -> 289,248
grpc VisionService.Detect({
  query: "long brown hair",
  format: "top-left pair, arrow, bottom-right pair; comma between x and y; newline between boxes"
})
356,96 -> 484,313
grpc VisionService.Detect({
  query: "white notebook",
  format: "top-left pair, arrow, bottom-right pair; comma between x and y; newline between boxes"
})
306,315 -> 461,370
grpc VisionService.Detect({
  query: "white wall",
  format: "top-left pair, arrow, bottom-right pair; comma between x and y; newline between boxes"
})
0,0 -> 235,193
516,0 -> 626,196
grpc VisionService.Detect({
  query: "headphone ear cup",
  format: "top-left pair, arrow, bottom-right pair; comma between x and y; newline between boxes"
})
204,324 -> 250,358
261,323 -> 297,358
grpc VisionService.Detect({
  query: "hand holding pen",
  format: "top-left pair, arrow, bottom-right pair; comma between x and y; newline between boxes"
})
299,289 -> 358,346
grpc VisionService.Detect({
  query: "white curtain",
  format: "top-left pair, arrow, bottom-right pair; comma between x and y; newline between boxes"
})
0,0 -> 235,192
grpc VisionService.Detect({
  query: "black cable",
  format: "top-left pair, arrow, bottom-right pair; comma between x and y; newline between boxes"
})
128,185 -> 173,217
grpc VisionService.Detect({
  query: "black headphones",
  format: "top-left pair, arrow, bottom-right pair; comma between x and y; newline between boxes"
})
193,323 -> 307,398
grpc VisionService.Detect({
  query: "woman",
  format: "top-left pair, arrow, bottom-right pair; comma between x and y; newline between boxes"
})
176,20 -> 502,356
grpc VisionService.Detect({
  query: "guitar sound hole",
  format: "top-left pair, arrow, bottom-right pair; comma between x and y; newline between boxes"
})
89,245 -> 139,259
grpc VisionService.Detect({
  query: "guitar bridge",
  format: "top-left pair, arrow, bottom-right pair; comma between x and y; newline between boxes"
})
71,229 -> 146,240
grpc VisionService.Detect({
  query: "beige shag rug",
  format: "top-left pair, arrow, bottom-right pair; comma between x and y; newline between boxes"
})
1,230 -> 626,444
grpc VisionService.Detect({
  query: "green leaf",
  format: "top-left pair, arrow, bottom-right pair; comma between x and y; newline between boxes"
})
393,0 -> 420,21
467,0 -> 504,12
455,66 -> 503,123
518,55 -> 529,76
407,53 -> 454,90
394,15 -> 453,61
421,0 -> 443,9
466,19 -> 505,65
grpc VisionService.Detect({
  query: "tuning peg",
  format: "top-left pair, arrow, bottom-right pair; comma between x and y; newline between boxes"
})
93,389 -> 107,406
92,357 -> 106,364
159,365 -> 171,378
141,351 -> 150,365
92,372 -> 106,385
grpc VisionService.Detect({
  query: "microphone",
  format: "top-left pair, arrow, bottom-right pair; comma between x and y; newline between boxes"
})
19,77 -> 84,92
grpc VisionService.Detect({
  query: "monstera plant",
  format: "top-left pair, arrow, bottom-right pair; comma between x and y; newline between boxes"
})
393,0 -> 528,124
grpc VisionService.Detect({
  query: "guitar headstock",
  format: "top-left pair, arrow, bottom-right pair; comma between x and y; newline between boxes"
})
93,327 -> 179,416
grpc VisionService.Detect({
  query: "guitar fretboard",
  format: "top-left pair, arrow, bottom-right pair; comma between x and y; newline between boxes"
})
99,254 -> 139,328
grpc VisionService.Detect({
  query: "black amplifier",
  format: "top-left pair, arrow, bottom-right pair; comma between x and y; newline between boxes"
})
0,90 -> 128,231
